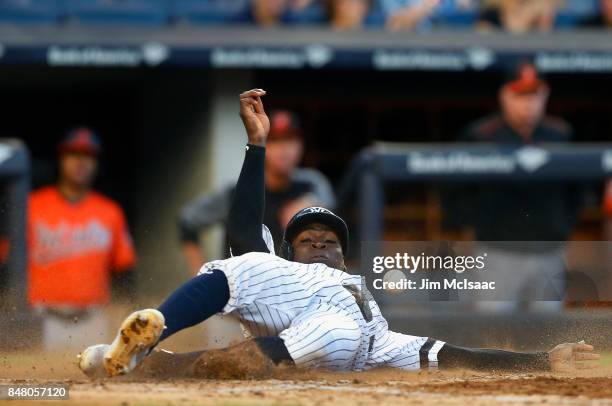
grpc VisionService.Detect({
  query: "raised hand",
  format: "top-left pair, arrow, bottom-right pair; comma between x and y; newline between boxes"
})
239,89 -> 270,147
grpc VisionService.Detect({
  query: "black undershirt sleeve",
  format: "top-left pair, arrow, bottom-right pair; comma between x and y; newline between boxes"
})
253,337 -> 294,365
227,144 -> 270,255
438,343 -> 550,372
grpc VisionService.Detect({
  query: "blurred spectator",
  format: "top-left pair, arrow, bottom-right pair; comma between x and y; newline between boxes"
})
179,110 -> 336,275
325,0 -> 371,30
252,0 -> 369,29
251,0 -> 322,26
579,0 -> 612,28
252,0 -> 290,26
381,0 -> 474,31
28,128 -> 136,350
382,0 -> 441,31
446,62 -> 582,312
477,0 -> 560,33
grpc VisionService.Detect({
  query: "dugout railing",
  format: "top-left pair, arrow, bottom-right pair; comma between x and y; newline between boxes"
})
0,139 -> 29,311
2,27 -> 612,74
352,142 -> 612,245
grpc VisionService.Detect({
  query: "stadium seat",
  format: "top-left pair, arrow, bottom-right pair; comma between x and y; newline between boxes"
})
432,0 -> 479,29
433,11 -> 478,28
555,0 -> 599,29
564,0 -> 599,16
555,12 -> 580,29
0,0 -> 61,24
63,0 -> 168,26
366,0 -> 478,29
170,0 -> 251,25
364,0 -> 385,28
283,2 -> 326,25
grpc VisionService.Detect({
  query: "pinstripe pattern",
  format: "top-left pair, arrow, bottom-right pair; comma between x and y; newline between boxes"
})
198,252 -> 445,371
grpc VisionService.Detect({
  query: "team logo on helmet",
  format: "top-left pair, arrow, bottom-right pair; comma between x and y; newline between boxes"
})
302,207 -> 332,215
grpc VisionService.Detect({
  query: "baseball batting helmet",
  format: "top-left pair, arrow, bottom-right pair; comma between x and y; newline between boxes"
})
279,207 -> 349,260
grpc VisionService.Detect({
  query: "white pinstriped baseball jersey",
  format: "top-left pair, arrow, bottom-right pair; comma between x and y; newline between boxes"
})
199,251 -> 445,371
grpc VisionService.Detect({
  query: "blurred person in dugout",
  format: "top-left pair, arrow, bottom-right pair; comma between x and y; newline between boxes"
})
252,0 -> 371,30
28,128 -> 136,350
604,181 -> 612,294
579,0 -> 612,28
477,0 -> 561,33
444,62 -> 583,313
179,110 -> 336,275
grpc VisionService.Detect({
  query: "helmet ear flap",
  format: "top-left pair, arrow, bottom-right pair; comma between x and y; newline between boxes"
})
279,240 -> 293,260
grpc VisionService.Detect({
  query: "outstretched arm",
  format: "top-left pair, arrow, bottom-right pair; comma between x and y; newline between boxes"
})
386,331 -> 599,372
226,89 -> 273,256
437,341 -> 599,372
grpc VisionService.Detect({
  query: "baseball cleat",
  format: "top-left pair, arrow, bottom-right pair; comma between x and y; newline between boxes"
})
77,344 -> 110,378
103,309 -> 166,377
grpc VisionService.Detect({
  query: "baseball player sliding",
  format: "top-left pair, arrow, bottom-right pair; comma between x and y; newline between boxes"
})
78,89 -> 599,378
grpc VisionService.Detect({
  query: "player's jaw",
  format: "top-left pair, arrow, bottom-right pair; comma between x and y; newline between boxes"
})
291,226 -> 346,270
59,152 -> 98,190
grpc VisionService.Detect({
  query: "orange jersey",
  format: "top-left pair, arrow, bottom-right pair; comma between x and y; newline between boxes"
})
28,186 -> 136,308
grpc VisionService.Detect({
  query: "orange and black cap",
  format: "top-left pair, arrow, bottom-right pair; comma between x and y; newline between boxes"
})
268,110 -> 302,141
503,61 -> 548,94
58,127 -> 101,156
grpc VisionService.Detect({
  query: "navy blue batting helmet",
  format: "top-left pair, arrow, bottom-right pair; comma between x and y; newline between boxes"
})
280,207 -> 349,260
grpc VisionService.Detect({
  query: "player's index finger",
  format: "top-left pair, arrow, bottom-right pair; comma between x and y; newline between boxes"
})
575,343 -> 594,351
240,89 -> 266,98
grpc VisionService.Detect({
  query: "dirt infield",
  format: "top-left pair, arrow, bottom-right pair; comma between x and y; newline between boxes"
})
2,351 -> 612,406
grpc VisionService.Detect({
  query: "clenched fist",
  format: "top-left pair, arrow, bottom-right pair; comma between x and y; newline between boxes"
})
239,89 -> 269,146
